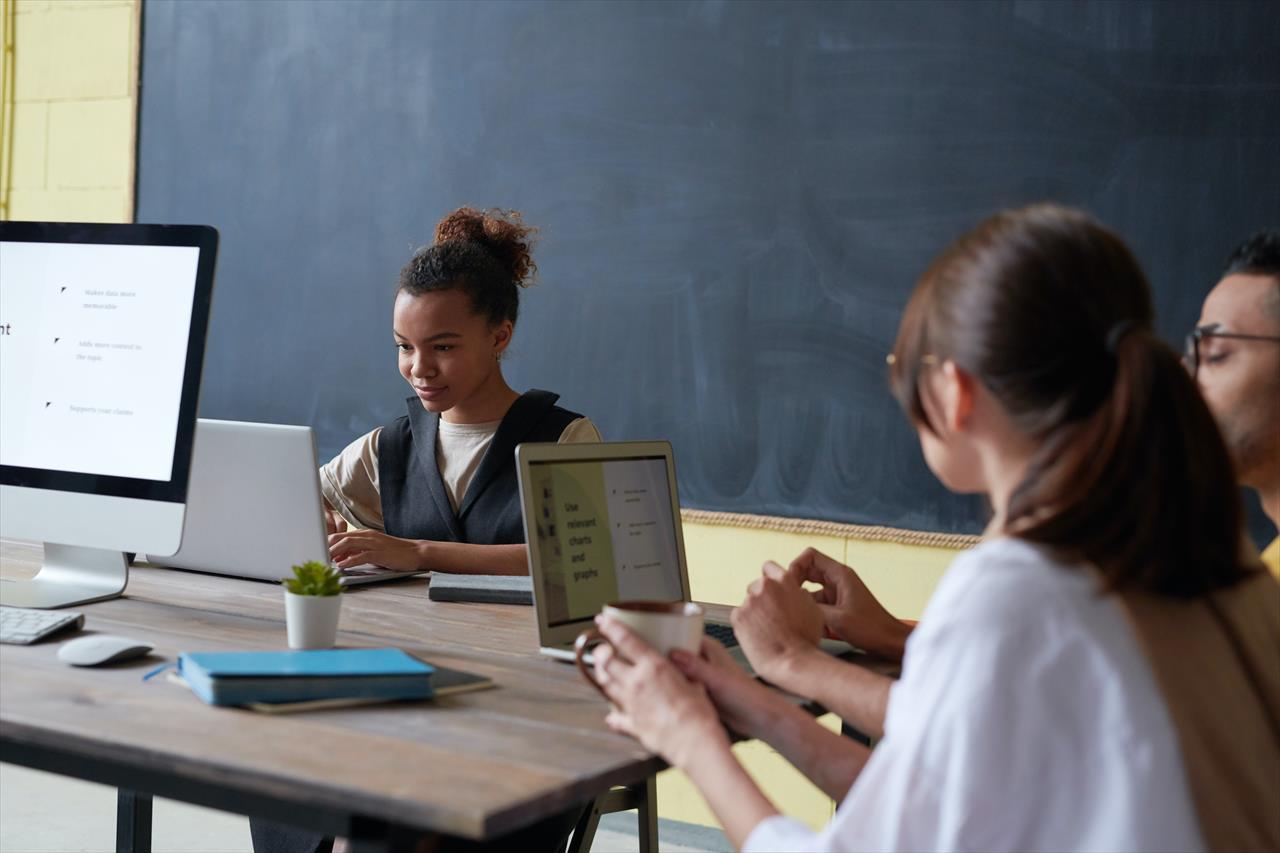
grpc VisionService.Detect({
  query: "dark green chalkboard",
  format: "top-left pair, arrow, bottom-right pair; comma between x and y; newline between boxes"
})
137,0 -> 1280,538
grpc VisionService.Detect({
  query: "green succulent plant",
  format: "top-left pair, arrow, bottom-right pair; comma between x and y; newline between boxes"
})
283,560 -> 343,596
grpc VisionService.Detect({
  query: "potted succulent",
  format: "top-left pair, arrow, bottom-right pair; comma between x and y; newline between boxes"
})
282,561 -> 343,649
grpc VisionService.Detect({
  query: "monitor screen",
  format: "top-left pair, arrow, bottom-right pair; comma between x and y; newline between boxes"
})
1,240 -> 200,480
0,222 -> 216,503
527,455 -> 685,627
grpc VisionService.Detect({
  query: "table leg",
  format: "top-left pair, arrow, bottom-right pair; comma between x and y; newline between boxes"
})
115,789 -> 153,853
567,798 -> 603,853
347,824 -> 423,853
841,720 -> 873,747
569,776 -> 659,853
637,775 -> 658,853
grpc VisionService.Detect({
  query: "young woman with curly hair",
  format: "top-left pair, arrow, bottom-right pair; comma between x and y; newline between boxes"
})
319,206 -> 601,576
251,208 -> 598,853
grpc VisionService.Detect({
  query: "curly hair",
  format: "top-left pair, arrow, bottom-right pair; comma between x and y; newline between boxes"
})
398,207 -> 538,326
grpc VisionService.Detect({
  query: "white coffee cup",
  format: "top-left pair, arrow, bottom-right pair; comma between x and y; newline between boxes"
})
574,600 -> 704,697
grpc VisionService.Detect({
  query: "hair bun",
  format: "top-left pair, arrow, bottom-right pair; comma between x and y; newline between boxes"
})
434,207 -> 537,286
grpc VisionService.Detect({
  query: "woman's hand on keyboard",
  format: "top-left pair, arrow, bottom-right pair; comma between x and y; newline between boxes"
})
328,529 -> 427,571
323,507 -> 348,537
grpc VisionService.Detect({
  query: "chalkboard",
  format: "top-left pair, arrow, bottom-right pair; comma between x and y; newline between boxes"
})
137,0 -> 1280,539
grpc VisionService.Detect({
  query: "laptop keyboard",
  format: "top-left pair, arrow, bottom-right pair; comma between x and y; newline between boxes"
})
703,622 -> 740,648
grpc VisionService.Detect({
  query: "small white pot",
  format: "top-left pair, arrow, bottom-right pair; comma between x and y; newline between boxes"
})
284,590 -> 342,650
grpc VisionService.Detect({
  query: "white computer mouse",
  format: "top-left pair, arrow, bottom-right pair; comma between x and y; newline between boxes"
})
57,635 -> 154,667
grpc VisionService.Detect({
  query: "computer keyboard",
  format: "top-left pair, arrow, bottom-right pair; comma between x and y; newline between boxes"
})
0,606 -> 85,645
703,622 -> 740,648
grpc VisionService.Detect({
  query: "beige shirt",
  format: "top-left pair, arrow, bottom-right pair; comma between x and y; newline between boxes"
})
320,416 -> 601,532
1119,568 -> 1280,852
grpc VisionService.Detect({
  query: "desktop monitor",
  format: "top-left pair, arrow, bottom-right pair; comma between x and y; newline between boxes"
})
0,222 -> 217,608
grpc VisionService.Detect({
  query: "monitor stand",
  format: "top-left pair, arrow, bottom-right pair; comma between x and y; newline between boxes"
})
0,544 -> 128,609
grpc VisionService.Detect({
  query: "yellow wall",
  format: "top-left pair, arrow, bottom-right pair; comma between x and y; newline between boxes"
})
1,1 -> 963,833
0,0 -> 138,223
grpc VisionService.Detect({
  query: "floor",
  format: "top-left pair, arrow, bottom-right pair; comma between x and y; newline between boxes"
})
0,763 -> 729,853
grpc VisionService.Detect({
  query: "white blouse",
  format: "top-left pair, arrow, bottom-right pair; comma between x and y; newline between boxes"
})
744,538 -> 1205,853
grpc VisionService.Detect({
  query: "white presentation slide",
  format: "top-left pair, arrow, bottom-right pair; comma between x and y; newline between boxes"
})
0,240 -> 200,481
601,459 -> 683,601
532,456 -> 684,625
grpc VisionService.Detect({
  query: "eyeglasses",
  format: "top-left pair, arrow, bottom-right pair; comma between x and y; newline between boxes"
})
1183,325 -> 1280,378
885,353 -> 939,367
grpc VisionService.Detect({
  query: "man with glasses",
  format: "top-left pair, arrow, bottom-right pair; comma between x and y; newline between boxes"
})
1187,230 -> 1280,577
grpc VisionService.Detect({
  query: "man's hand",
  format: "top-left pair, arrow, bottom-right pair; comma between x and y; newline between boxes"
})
328,529 -> 428,571
730,561 -> 825,685
788,548 -> 911,660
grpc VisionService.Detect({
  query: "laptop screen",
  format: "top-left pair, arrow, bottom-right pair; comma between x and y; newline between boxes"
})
527,454 -> 685,627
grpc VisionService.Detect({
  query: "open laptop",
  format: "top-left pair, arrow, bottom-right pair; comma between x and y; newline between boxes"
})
516,440 -> 853,664
148,419 -> 425,586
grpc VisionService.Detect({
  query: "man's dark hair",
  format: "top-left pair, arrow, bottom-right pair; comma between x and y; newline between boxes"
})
1223,230 -> 1280,320
1224,229 -> 1280,279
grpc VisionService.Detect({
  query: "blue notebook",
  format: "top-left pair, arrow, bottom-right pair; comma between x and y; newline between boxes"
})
178,648 -> 435,707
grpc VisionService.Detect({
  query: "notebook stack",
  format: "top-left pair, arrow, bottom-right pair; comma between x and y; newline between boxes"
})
176,648 -> 488,708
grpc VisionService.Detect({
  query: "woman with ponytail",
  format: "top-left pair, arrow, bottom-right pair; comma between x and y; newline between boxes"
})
588,204 -> 1279,852
319,207 -> 600,575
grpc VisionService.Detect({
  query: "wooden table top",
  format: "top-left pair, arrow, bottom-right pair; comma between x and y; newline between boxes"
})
1,539 -> 670,839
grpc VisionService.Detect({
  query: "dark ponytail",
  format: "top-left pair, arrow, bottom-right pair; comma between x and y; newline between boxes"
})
1008,327 -> 1251,596
398,207 -> 537,327
891,204 -> 1254,597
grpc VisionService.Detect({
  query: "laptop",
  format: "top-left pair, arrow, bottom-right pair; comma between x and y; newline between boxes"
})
148,419 -> 425,586
516,440 -> 852,664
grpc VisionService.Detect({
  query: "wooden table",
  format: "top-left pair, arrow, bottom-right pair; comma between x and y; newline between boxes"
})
1,539 -> 670,852
2,538 -> 896,853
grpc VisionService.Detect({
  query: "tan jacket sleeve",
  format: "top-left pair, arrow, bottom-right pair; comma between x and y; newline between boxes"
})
318,427 -> 385,532
558,417 -> 602,443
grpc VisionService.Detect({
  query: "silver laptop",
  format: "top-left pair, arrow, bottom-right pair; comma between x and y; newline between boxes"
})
514,441 -> 749,661
148,419 -> 425,586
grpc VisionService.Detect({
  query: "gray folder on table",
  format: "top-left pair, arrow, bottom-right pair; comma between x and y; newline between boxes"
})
427,573 -> 533,606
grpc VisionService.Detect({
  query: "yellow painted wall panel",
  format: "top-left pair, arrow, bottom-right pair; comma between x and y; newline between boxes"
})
16,1 -> 133,11
658,712 -> 842,831
4,0 -> 137,220
13,4 -> 132,102
682,518 -> 959,619
8,101 -> 47,190
47,97 -> 131,188
6,187 -> 129,222
843,537 -> 958,621
682,520 -> 846,605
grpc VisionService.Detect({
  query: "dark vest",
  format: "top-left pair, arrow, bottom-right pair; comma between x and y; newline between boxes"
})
377,389 -> 583,545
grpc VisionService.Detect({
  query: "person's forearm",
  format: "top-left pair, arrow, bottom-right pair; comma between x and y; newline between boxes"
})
682,740 -> 780,851
866,619 -> 913,661
751,694 -> 872,801
773,650 -> 893,739
420,542 -> 528,574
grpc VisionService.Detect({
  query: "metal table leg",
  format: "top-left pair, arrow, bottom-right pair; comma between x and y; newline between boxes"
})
116,789 -> 153,853
568,775 -> 658,853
